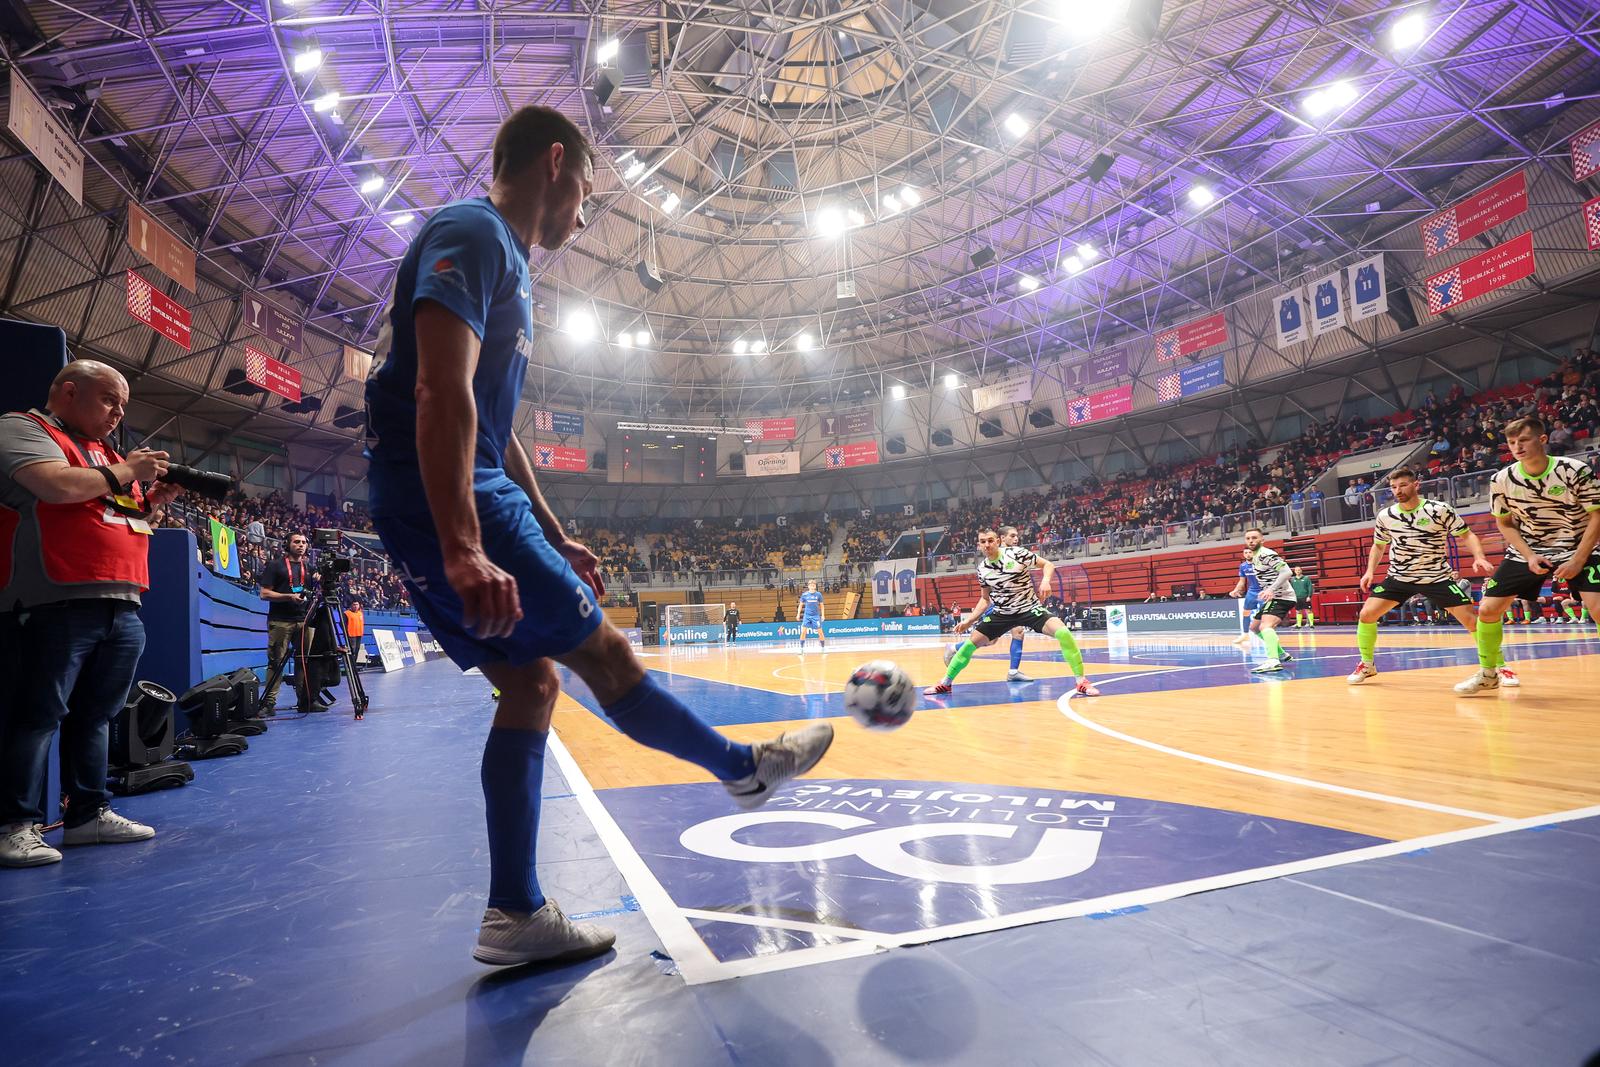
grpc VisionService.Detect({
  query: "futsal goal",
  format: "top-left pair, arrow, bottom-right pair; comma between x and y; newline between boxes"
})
663,603 -> 728,649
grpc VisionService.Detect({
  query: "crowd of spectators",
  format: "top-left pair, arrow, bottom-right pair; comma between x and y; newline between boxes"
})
635,518 -> 829,581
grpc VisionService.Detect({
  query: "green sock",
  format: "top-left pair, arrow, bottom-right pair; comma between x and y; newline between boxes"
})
1055,628 -> 1085,676
1476,620 -> 1503,672
1356,621 -> 1377,664
1308,612 -> 1315,626
945,641 -> 978,682
1260,626 -> 1283,661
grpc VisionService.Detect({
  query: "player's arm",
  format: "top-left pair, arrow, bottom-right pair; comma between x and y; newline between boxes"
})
1037,557 -> 1056,599
1457,528 -> 1493,574
1555,509 -> 1600,581
1495,513 -> 1550,573
506,434 -> 604,594
954,596 -> 988,632
413,300 -> 520,638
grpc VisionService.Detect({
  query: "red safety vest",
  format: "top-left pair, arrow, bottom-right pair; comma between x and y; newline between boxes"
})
0,411 -> 149,592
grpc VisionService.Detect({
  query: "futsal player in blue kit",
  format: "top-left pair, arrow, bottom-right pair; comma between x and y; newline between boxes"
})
797,579 -> 826,651
363,106 -> 833,968
1229,548 -> 1265,648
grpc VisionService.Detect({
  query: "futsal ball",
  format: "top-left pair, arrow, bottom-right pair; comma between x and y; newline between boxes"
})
843,661 -> 917,731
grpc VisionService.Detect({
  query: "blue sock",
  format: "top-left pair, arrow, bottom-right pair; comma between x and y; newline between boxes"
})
481,727 -> 549,914
602,675 -> 755,781
1010,636 -> 1024,671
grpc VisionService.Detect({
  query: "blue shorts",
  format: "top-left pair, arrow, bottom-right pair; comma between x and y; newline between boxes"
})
371,479 -> 601,670
1243,594 -> 1261,612
801,615 -> 822,630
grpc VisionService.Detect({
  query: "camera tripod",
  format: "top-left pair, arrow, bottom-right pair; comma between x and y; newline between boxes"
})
262,585 -> 370,720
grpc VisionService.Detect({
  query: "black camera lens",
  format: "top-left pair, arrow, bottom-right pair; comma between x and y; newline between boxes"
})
161,464 -> 234,502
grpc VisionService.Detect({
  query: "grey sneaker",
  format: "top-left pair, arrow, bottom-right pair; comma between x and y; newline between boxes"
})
1006,669 -> 1033,682
1453,669 -> 1500,695
0,822 -> 61,867
472,900 -> 616,966
61,807 -> 155,846
722,722 -> 834,811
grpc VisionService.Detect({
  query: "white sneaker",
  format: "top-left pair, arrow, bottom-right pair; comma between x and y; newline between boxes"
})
1074,678 -> 1101,697
0,822 -> 61,867
1453,669 -> 1500,695
1496,666 -> 1520,687
61,807 -> 155,846
1346,663 -> 1378,684
1006,669 -> 1033,682
473,900 -> 616,966
722,722 -> 834,810
1250,661 -> 1284,673
943,645 -> 957,666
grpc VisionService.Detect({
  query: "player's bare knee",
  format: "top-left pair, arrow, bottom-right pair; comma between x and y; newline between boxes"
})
558,623 -> 644,703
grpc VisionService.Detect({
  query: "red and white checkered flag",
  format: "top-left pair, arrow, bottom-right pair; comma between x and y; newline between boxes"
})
1156,371 -> 1181,403
244,347 -> 266,386
126,271 -> 151,319
1584,195 -> 1600,252
534,409 -> 553,433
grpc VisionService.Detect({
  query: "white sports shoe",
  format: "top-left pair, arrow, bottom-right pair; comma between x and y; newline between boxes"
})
1453,669 -> 1500,695
722,722 -> 834,810
0,822 -> 61,867
61,807 -> 155,846
943,644 -> 957,666
473,900 -> 616,966
1006,669 -> 1033,682
1496,666 -> 1520,687
1346,663 -> 1378,685
1250,661 -> 1284,674
1073,678 -> 1101,697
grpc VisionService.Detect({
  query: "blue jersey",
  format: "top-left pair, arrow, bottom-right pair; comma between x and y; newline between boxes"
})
364,197 -> 535,517
895,567 -> 916,598
873,570 -> 892,598
800,590 -> 823,619
1238,561 -> 1261,596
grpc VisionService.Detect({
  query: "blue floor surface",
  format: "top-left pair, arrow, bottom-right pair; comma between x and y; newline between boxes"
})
2,660 -> 1596,1066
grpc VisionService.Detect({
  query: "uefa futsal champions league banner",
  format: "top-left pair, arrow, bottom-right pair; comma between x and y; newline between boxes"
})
666,617 -> 942,644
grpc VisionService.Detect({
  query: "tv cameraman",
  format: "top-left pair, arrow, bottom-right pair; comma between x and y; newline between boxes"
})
257,531 -> 329,713
0,360 -> 182,868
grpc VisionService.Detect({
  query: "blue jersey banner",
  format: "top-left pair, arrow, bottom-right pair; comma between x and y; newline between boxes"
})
533,408 -> 584,436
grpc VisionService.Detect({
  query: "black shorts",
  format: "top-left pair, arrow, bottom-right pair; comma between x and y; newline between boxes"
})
1485,556 -> 1600,600
975,607 -> 1054,640
1369,579 -> 1473,610
1252,599 -> 1297,621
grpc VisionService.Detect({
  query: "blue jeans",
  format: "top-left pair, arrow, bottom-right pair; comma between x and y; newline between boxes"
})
0,600 -> 146,828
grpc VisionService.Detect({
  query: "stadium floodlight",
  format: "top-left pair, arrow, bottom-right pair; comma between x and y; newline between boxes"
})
624,158 -> 646,182
1061,255 -> 1084,274
1077,242 -> 1099,261
751,339 -> 767,354
616,332 -> 633,348
847,208 -> 866,227
882,194 -> 901,213
795,332 -> 814,352
391,213 -> 414,226
359,174 -> 385,195
661,193 -> 680,214
634,330 -> 651,347
1020,274 -> 1041,291
890,384 -> 907,400
293,48 -> 323,74
596,38 -> 620,64
312,90 -> 340,113
900,186 -> 922,207
564,310 -> 596,341
1391,12 -> 1427,50
816,206 -> 845,238
944,373 -> 960,389
1304,80 -> 1358,117
1003,112 -> 1031,138
1187,184 -> 1216,208
733,339 -> 749,354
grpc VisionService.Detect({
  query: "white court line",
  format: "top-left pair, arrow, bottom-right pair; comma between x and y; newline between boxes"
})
677,907 -> 897,947
1056,693 -> 1512,823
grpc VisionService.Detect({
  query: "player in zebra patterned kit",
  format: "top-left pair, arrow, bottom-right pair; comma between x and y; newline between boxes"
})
1242,529 -> 1298,674
924,529 -> 1098,698
1347,467 -> 1497,686
1456,416 -> 1600,694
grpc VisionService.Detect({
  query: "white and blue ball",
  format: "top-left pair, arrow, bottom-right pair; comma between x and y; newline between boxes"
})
843,660 -> 917,731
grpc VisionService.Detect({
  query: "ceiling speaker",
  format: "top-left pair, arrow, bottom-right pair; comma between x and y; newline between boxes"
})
930,427 -> 954,447
978,418 -> 1003,438
222,368 -> 264,397
331,404 -> 363,429
970,247 -> 996,269
1386,287 -> 1419,332
635,259 -> 664,293
885,435 -> 907,455
594,69 -> 618,109
1027,408 -> 1055,428
728,453 -> 745,472
1085,152 -> 1116,183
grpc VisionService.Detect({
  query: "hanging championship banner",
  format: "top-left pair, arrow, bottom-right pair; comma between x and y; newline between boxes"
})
1083,350 -> 1129,385
127,203 -> 196,292
342,345 -> 372,382
745,451 -> 801,477
1066,384 -> 1133,425
244,344 -> 302,402
824,441 -> 879,468
208,518 -> 240,578
1274,288 -> 1308,348
1425,231 -> 1536,315
125,270 -> 191,350
1346,254 -> 1387,322
745,417 -> 797,442
7,69 -> 84,204
870,560 -> 896,608
533,409 -> 584,436
243,290 -> 304,353
1155,355 -> 1227,404
1310,271 -> 1345,336
819,409 -> 874,436
1154,312 -> 1227,362
533,444 -> 587,471
1571,117 -> 1600,183
972,374 -> 1033,412
1583,194 -> 1600,252
1418,171 -> 1529,258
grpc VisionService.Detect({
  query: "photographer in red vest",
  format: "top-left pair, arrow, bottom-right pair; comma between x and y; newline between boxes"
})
0,360 -> 183,867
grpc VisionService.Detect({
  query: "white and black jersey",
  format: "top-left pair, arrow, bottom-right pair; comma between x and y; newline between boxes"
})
1249,545 -> 1297,602
1489,457 -> 1600,563
1373,498 -> 1469,583
976,546 -> 1044,615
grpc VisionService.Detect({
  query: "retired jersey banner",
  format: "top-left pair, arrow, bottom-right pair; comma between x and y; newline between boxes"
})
1154,312 -> 1227,362
1067,384 -> 1133,425
1310,272 -> 1345,336
1274,288 -> 1308,348
745,450 -> 800,477
125,270 -> 190,350
127,203 -> 196,292
1084,350 -> 1129,385
244,344 -> 302,402
533,444 -> 587,472
533,409 -> 584,436
745,417 -> 797,442
1346,253 -> 1387,323
1583,194 -> 1600,252
1425,231 -> 1536,315
1418,171 -> 1528,258
972,374 -> 1033,412
1156,355 -> 1227,404
824,441 -> 879,468
818,409 -> 874,436
1571,117 -> 1600,182
342,345 -> 372,382
208,517 -> 240,578
243,290 -> 304,353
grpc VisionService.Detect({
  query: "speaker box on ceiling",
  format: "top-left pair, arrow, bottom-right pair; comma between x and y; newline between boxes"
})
729,453 -> 745,472
592,451 -> 607,471
1085,152 -> 1116,184
594,69 -> 618,109
636,259 -> 664,293
978,418 -> 1003,438
222,368 -> 266,397
1027,408 -> 1055,428
930,427 -> 954,447
1386,287 -> 1420,332
885,435 -> 906,455
970,247 -> 996,269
